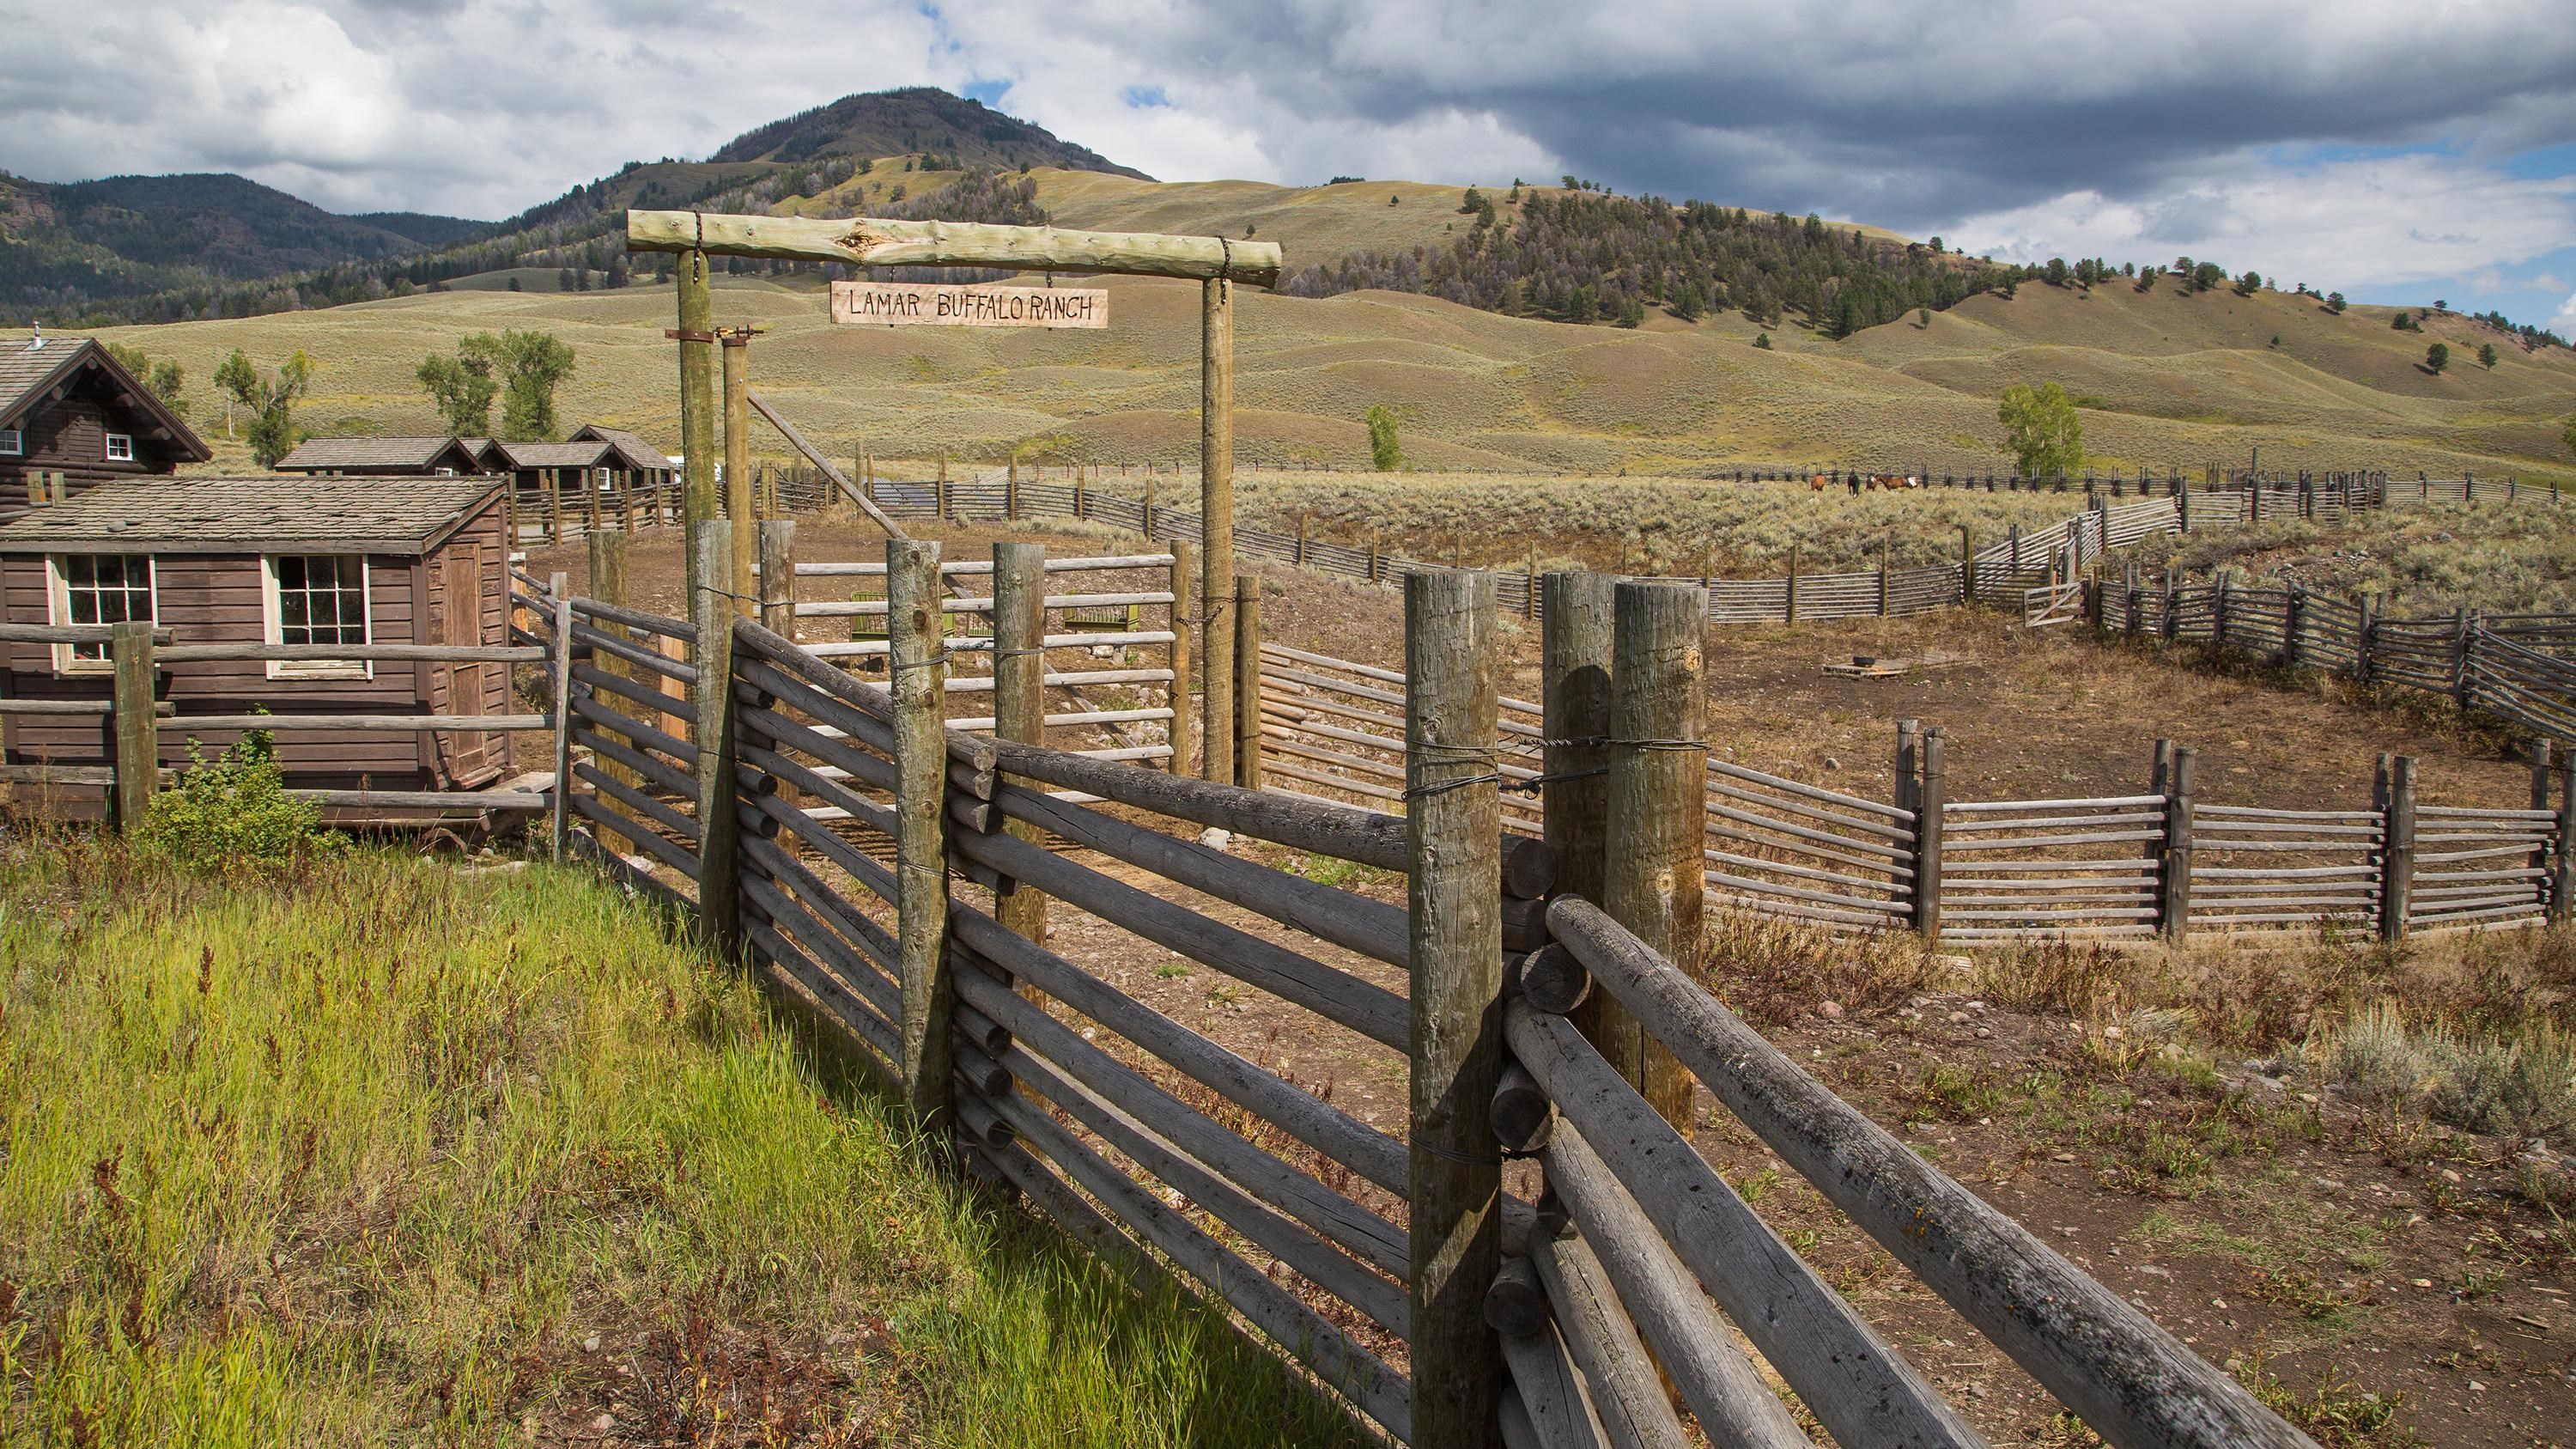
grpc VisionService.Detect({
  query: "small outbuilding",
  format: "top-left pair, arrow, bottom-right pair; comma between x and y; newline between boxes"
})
1,334 -> 212,511
274,435 -> 491,477
0,474 -> 514,815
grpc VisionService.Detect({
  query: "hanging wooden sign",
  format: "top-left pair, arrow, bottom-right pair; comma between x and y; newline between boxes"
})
830,280 -> 1109,329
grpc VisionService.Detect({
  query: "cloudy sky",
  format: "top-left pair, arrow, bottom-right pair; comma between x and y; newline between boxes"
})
7,0 -> 2574,331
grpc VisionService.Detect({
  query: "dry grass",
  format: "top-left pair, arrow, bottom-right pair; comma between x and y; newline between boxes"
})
2131,494 -> 2576,616
50,221 -> 2576,484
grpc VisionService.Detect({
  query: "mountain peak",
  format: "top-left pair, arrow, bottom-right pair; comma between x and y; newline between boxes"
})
708,86 -> 1151,179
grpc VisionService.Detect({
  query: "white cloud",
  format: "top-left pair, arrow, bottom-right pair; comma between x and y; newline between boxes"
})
2553,289 -> 2576,335
1947,155 -> 2576,293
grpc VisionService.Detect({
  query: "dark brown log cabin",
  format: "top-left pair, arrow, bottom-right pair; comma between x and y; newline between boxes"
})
0,334 -> 212,515
0,475 -> 513,818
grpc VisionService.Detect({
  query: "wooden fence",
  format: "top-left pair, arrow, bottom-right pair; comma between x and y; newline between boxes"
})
2081,575 -> 2576,742
1255,637 -> 2576,944
0,621 -> 554,822
535,533 -> 2340,1446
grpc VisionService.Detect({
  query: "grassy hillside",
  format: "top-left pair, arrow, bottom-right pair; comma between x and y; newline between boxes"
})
76,245 -> 2576,483
0,838 -> 1364,1446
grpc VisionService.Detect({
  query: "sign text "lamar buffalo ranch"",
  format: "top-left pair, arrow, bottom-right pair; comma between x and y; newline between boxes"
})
830,281 -> 1109,329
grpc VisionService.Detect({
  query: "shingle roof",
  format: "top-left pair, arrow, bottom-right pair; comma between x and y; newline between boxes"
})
0,336 -> 213,460
0,475 -> 501,555
568,425 -> 671,472
276,435 -> 478,471
495,440 -> 613,469
0,336 -> 81,423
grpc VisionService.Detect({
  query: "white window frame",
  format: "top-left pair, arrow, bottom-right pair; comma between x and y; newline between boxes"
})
46,554 -> 156,676
0,428 -> 21,456
102,432 -> 134,462
260,554 -> 374,680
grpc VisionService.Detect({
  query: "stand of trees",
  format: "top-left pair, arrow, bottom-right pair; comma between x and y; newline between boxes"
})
1282,192 -> 2023,336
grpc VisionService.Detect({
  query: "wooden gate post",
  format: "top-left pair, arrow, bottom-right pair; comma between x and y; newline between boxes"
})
675,247 -> 718,603
689,521 -> 742,955
1783,545 -> 1799,624
2553,748 -> 2576,924
1606,580 -> 1707,1128
758,520 -> 797,638
1959,524 -> 1974,603
2377,753 -> 2416,942
889,539 -> 955,1130
1914,727 -> 1946,941
1233,574 -> 1262,789
2157,741 -> 2195,941
993,542 -> 1051,949
1403,567 -> 1504,1449
1169,539 -> 1196,776
110,620 -> 156,832
1201,277 -> 1237,788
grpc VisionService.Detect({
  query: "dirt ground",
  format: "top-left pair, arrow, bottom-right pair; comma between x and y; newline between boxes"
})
531,515 -> 2574,1446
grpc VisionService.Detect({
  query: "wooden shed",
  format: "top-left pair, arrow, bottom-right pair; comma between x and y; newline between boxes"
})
1,334 -> 211,515
0,474 -> 514,814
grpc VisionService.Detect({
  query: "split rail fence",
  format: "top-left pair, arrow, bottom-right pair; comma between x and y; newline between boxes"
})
539,530 -> 2330,1447
0,620 -> 554,823
2074,574 -> 2576,743
1257,637 -> 2576,944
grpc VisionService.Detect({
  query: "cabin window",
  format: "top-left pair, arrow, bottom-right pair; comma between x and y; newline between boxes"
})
0,429 -> 21,455
103,433 -> 135,462
48,554 -> 155,673
263,554 -> 373,680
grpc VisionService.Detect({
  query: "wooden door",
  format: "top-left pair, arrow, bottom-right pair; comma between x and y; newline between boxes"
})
436,548 -> 493,780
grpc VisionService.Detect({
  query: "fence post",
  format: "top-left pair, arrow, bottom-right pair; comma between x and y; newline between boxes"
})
2282,586 -> 2303,667
1543,572 -> 1617,1059
2528,741 -> 2556,917
1169,539 -> 1195,776
1404,568 -> 1504,1449
110,620 -> 155,832
1914,728 -> 1945,941
546,466 -> 566,545
2555,749 -> 2576,923
2356,594 -> 2377,684
1005,455 -> 1020,520
1606,580 -> 1707,1128
889,538 -> 956,1129
2158,742 -> 2195,941
2457,608 -> 2481,711
1895,719 -> 1920,819
1876,537 -> 1890,617
993,542 -> 1051,950
1959,525 -> 1973,602
549,593 -> 574,859
586,529 -> 635,855
2376,755 -> 2417,941
757,521 -> 797,637
690,521 -> 742,955
1233,574 -> 1261,789
1783,545 -> 1799,624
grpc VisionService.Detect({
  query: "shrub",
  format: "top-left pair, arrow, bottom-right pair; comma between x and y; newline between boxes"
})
137,731 -> 337,868
2425,342 -> 2449,374
1999,381 -> 2085,477
1364,404 -> 1403,472
1753,332 -> 1772,350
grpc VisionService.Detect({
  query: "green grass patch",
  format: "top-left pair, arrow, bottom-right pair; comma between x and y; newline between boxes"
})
0,837 -> 1365,1446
